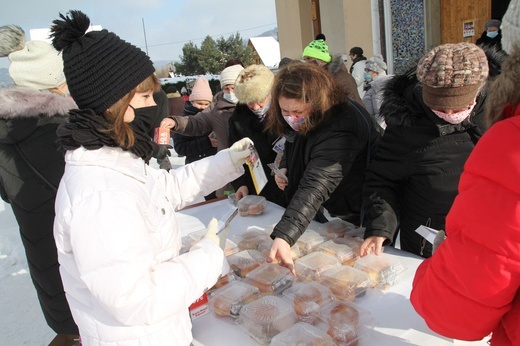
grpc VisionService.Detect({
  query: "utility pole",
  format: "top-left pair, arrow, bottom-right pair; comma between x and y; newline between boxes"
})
142,18 -> 149,55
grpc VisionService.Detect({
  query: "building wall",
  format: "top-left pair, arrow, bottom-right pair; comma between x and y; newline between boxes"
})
275,0 -> 314,60
441,0 -> 491,44
343,0 -> 374,58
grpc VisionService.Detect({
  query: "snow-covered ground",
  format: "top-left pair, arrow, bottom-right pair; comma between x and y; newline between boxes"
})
0,150 -> 190,345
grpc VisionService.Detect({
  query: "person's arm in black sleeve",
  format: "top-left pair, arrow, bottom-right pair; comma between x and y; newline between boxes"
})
271,130 -> 359,246
173,132 -> 214,158
362,125 -> 409,245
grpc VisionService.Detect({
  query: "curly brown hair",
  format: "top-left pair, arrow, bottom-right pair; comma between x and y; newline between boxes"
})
104,74 -> 159,148
265,61 -> 343,136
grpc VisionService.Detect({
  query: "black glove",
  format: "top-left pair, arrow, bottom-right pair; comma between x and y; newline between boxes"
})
158,157 -> 172,171
152,143 -> 172,160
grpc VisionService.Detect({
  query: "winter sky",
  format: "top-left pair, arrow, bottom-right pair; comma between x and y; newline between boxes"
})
0,0 -> 277,69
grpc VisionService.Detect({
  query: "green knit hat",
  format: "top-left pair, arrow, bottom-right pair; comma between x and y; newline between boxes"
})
302,39 -> 331,63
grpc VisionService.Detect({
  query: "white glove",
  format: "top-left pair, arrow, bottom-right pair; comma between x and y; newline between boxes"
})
204,218 -> 229,250
432,230 -> 446,254
228,137 -> 253,167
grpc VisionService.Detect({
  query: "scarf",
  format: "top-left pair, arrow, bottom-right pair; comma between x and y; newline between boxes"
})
57,108 -> 154,162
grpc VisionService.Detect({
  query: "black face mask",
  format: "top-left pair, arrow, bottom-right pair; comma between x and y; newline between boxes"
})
127,105 -> 158,163
128,105 -> 158,135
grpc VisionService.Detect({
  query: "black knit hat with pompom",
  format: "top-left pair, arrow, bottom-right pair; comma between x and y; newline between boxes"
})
50,10 -> 154,114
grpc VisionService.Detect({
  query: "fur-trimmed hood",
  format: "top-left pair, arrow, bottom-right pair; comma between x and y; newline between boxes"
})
327,54 -> 348,76
0,85 -> 77,120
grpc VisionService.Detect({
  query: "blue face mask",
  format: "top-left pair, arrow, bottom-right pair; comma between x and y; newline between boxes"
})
486,31 -> 498,39
364,71 -> 372,82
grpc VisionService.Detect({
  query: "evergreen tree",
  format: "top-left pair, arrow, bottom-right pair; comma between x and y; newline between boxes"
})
176,41 -> 204,76
199,36 -> 224,74
176,32 -> 254,75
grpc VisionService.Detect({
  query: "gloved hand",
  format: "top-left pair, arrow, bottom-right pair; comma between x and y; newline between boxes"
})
432,230 -> 446,254
152,143 -> 172,160
228,137 -> 253,167
158,157 -> 172,171
204,218 -> 229,250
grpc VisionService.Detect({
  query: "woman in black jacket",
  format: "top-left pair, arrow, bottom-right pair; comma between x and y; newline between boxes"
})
360,43 -> 490,258
0,25 -> 79,343
264,61 -> 380,273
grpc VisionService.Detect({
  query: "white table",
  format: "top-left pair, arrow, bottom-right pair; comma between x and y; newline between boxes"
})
177,199 -> 490,346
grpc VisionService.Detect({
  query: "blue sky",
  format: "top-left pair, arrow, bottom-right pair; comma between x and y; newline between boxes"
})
0,0 -> 277,68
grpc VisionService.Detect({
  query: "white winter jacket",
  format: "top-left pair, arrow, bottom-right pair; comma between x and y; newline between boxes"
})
351,60 -> 367,99
54,146 -> 242,345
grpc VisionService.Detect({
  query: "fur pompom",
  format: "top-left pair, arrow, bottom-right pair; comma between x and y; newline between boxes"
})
50,10 -> 91,52
0,25 -> 26,57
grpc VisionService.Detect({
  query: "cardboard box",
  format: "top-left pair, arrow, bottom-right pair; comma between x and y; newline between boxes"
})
189,293 -> 209,320
154,127 -> 170,145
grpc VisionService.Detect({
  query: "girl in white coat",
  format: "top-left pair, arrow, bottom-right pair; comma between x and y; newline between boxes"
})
50,10 -> 252,345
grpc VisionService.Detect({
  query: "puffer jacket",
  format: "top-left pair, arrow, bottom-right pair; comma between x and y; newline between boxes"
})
228,104 -> 286,207
411,102 -> 520,346
362,66 -> 488,258
54,146 -> 242,345
271,100 -> 380,246
173,101 -> 217,164
171,92 -> 235,152
0,86 -> 78,334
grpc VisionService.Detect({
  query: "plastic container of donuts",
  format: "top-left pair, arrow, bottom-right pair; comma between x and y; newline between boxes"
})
315,300 -> 375,346
354,252 -> 405,289
318,238 -> 358,266
294,252 -> 341,282
226,249 -> 266,278
282,281 -> 335,325
209,280 -> 260,318
318,266 -> 376,301
208,272 -> 238,292
244,263 -> 295,295
317,219 -> 357,239
230,227 -> 271,251
237,195 -> 267,216
236,295 -> 297,344
295,229 -> 328,256
270,322 -> 336,346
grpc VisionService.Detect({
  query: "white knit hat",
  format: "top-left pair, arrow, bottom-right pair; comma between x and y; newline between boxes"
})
219,64 -> 244,88
501,0 -> 520,55
365,54 -> 387,74
189,77 -> 213,102
9,40 -> 66,90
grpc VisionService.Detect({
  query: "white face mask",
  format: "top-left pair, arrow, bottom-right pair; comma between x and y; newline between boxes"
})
223,92 -> 239,104
283,115 -> 305,131
251,101 -> 271,119
431,103 -> 476,124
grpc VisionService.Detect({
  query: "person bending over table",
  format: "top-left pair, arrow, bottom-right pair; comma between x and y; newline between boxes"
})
264,61 -> 380,274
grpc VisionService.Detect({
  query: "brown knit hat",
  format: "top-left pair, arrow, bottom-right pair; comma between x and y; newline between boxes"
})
416,43 -> 489,110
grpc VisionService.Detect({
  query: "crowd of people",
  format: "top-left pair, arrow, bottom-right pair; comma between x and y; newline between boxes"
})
0,1 -> 518,345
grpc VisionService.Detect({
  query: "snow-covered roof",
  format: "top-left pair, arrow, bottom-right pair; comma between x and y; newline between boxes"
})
248,36 -> 281,68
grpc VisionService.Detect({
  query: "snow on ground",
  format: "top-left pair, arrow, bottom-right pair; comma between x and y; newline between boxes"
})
0,150 -> 190,345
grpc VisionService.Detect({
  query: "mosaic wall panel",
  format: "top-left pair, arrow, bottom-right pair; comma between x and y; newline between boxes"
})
391,0 -> 425,73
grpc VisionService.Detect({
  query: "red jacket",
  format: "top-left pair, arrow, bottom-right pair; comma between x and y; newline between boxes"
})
411,105 -> 520,345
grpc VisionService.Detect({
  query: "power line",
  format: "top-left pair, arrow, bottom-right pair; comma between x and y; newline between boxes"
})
146,23 -> 277,48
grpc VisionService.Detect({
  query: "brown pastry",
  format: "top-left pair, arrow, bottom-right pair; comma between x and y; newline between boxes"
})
293,285 -> 323,324
248,202 -> 265,215
213,295 -> 232,317
329,303 -> 359,328
327,323 -> 358,346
